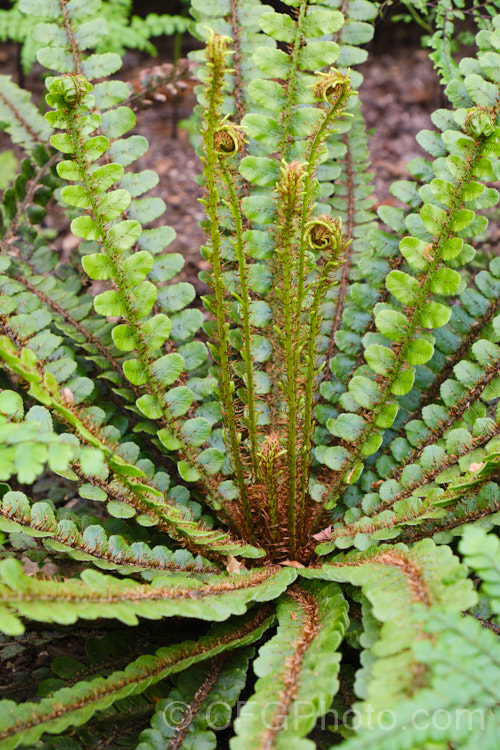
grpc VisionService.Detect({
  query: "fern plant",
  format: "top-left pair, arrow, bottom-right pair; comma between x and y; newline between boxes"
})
0,0 -> 193,75
0,0 -> 500,748
391,0 -> 500,86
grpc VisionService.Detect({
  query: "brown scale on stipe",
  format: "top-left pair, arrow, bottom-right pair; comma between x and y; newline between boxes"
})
221,430 -> 321,565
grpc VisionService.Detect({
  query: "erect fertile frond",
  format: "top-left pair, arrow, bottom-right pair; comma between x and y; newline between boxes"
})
190,0 -> 264,124
194,5 -> 354,555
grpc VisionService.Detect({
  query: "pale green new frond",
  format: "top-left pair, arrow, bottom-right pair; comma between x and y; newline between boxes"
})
232,580 -> 348,749
0,558 -> 295,635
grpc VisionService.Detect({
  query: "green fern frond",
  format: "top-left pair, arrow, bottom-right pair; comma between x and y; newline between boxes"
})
460,525 -> 500,619
137,649 -> 252,749
232,580 -> 348,749
0,557 -> 294,635
0,607 -> 274,749
0,76 -> 51,151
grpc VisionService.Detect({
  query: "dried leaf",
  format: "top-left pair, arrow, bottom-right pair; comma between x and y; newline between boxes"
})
226,555 -> 246,575
312,526 -> 332,542
62,387 -> 74,404
423,243 -> 435,261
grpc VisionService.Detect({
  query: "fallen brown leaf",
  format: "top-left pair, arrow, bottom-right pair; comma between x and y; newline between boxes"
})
226,555 -> 246,575
423,243 -> 434,261
312,526 -> 332,542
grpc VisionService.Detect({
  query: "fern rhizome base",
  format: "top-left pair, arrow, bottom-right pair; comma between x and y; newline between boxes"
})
0,0 -> 500,748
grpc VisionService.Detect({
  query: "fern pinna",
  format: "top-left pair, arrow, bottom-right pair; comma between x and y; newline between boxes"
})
0,0 -> 499,748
